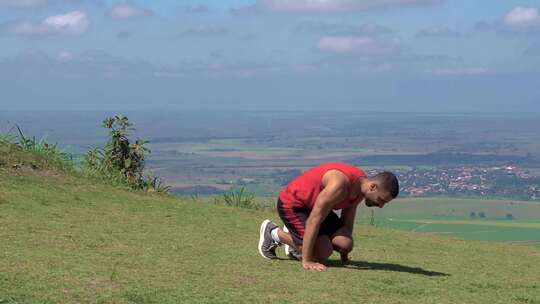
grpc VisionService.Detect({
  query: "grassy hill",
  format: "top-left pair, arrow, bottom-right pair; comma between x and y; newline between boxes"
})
1,148 -> 540,303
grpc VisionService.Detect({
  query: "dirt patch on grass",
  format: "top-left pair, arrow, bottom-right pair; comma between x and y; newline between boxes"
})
27,168 -> 63,178
0,143 -> 71,177
508,240 -> 540,245
3,163 -> 64,179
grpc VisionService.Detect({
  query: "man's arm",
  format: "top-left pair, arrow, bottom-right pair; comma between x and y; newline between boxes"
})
302,171 -> 349,271
338,203 -> 359,264
341,202 -> 359,233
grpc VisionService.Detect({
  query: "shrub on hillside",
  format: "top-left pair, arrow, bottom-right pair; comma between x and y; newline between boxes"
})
83,115 -> 169,193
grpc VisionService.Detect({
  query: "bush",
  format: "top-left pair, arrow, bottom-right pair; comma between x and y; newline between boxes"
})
83,115 -> 169,193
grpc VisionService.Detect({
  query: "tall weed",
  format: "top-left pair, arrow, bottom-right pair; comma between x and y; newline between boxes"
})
222,187 -> 257,209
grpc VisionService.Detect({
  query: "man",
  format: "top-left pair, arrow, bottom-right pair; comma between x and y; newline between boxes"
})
258,162 -> 399,272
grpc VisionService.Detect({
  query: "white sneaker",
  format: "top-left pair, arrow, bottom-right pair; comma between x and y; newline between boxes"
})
283,226 -> 301,260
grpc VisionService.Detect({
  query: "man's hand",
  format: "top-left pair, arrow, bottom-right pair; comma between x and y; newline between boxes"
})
302,260 -> 327,272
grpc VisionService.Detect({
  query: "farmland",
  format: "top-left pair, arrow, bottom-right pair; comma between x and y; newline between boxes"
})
355,198 -> 540,247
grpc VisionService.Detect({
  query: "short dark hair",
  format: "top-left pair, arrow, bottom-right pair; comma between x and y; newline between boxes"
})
373,171 -> 399,198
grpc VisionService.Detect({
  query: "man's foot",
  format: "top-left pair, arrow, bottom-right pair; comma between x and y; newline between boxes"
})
258,219 -> 279,259
283,226 -> 302,260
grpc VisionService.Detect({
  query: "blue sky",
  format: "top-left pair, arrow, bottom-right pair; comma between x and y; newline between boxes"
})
0,0 -> 539,112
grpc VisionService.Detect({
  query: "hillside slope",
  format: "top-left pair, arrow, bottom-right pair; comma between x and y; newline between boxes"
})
1,167 -> 539,303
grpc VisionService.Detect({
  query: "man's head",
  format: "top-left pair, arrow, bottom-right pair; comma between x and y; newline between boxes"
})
362,171 -> 399,208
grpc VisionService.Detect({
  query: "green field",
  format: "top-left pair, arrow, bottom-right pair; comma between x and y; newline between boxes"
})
2,164 -> 540,303
355,197 -> 540,247
376,219 -> 540,246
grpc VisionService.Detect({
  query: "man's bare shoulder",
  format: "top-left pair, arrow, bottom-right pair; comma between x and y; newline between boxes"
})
321,169 -> 349,189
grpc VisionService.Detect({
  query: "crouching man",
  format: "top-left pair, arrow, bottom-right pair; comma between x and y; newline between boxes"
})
258,162 -> 399,271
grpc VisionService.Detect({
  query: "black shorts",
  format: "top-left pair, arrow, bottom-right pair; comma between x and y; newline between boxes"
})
277,198 -> 344,246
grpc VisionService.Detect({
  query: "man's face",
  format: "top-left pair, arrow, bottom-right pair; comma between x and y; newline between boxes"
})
364,185 -> 393,208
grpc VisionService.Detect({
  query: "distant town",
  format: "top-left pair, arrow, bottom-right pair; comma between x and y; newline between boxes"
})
387,166 -> 540,200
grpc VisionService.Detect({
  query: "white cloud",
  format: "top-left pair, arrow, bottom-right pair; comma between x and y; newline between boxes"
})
318,36 -> 399,55
0,0 -> 47,8
44,11 -> 89,34
109,4 -> 153,19
254,0 -> 441,12
7,11 -> 89,36
504,7 -> 540,26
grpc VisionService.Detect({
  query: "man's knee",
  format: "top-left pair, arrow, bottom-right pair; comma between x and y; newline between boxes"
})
332,235 -> 354,254
315,236 -> 333,261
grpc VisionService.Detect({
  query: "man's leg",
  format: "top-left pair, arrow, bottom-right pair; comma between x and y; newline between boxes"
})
276,201 -> 307,253
275,200 -> 334,262
331,226 -> 354,256
314,235 -> 334,263
276,228 -> 333,262
277,228 -> 297,249
259,221 -> 333,261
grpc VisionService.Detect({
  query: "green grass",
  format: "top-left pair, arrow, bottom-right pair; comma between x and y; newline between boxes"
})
2,166 -> 540,303
354,198 -> 540,248
368,197 -> 540,220
0,139 -> 74,174
377,218 -> 540,244
383,218 -> 540,229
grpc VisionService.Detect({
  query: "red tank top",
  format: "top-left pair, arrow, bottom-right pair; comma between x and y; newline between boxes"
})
279,162 -> 366,210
